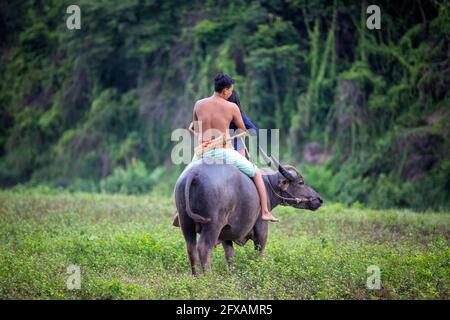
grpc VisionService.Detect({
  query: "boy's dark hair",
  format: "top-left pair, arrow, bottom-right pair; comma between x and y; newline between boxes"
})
214,73 -> 235,92
227,90 -> 242,111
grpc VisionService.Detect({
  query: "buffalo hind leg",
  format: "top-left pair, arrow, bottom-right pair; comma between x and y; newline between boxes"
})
197,225 -> 220,273
222,240 -> 235,269
180,216 -> 200,276
253,219 -> 269,257
186,238 -> 200,276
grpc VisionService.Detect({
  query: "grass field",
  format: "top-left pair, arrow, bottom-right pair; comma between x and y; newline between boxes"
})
0,190 -> 448,300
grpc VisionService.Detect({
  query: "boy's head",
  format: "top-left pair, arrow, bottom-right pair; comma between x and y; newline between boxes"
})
214,73 -> 235,99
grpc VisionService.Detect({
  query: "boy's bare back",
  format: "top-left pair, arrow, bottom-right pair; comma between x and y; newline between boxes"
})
193,95 -> 245,143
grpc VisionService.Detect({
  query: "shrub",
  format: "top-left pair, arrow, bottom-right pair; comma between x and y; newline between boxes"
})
100,161 -> 164,194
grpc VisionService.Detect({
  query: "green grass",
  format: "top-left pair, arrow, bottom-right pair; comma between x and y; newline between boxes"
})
0,190 -> 448,300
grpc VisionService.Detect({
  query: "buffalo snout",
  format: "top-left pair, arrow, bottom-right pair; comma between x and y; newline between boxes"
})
310,196 -> 323,210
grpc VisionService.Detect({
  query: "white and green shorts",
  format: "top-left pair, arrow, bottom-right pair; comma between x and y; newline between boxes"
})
192,148 -> 257,178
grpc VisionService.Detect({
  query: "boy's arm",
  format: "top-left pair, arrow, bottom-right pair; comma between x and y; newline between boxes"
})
192,103 -> 202,141
188,122 -> 196,135
231,104 -> 247,133
242,114 -> 259,134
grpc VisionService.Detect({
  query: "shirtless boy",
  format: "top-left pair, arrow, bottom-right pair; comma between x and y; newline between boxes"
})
189,73 -> 278,222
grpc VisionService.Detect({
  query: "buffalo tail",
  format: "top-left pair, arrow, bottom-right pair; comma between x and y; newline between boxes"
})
184,172 -> 211,224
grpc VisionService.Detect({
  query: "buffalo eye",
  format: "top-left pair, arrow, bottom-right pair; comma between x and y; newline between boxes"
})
279,179 -> 290,191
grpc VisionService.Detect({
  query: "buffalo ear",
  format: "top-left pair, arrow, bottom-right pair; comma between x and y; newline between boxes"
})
278,178 -> 290,191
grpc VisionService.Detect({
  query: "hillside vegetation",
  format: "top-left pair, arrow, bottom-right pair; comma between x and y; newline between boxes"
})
0,1 -> 449,211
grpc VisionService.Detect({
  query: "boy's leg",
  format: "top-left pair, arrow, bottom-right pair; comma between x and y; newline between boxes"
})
252,169 -> 279,222
224,149 -> 278,222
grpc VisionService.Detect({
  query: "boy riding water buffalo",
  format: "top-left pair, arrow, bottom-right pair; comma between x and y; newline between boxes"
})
173,73 -> 322,274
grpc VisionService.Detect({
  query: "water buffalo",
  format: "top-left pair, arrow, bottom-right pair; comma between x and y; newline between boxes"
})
174,154 -> 322,275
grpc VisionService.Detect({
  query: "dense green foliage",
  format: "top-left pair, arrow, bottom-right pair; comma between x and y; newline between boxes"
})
0,1 -> 449,210
0,191 -> 448,299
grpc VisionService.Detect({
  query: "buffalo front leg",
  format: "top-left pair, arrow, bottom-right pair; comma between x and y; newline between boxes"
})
222,240 -> 235,269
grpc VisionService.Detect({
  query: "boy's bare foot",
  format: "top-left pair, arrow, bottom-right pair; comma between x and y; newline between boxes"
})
172,213 -> 180,227
261,209 -> 279,222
